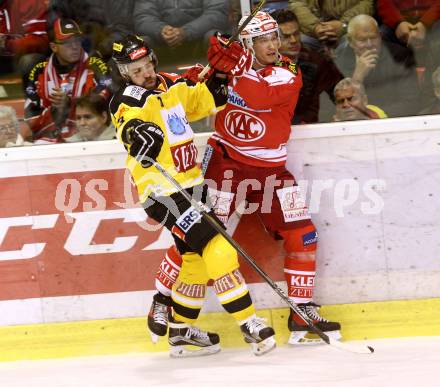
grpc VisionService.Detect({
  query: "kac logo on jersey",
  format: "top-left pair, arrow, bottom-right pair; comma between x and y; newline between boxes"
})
224,110 -> 266,142
167,113 -> 186,135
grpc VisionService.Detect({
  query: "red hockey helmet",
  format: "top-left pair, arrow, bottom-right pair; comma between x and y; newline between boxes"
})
238,11 -> 279,48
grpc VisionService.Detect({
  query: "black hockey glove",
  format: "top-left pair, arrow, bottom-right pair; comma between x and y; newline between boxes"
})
124,119 -> 165,168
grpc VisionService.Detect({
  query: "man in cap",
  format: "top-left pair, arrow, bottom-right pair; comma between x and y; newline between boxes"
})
24,18 -> 112,143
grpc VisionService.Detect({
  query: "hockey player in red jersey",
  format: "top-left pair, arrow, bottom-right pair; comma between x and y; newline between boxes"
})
148,11 -> 341,346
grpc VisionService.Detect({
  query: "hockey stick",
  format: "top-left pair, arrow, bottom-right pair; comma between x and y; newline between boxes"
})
197,0 -> 267,80
150,159 -> 374,355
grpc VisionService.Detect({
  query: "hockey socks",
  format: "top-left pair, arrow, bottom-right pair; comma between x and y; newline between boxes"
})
284,257 -> 341,345
171,280 -> 207,324
213,269 -> 255,322
155,245 -> 182,297
284,257 -> 316,304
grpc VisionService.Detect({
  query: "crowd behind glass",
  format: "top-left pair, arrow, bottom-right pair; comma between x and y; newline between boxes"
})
0,0 -> 439,148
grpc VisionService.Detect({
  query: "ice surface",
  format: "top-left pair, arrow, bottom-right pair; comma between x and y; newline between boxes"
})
0,337 -> 438,387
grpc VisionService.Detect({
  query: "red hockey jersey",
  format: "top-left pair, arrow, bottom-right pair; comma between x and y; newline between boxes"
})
211,58 -> 302,167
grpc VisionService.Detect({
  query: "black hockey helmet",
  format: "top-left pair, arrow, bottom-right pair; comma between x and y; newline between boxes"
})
112,35 -> 158,77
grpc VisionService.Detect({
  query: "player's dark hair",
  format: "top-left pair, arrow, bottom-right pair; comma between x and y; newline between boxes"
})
270,9 -> 299,25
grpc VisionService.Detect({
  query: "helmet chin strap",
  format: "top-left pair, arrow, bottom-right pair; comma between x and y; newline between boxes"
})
245,44 -> 265,69
254,56 -> 265,69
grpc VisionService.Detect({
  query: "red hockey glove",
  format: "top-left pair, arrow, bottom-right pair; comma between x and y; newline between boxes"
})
181,63 -> 214,83
207,34 -> 253,77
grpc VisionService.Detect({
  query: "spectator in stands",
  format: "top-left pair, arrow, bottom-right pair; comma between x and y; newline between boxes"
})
24,18 -> 112,144
68,93 -> 115,142
334,14 -> 421,117
0,105 -> 32,147
133,0 -> 230,66
377,0 -> 440,67
272,8 -> 343,123
0,0 -> 49,76
289,0 -> 374,54
419,66 -> 440,115
333,77 -> 387,121
48,0 -> 136,61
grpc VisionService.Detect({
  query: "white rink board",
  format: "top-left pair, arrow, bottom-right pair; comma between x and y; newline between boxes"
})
286,115 -> 440,304
0,282 -> 286,325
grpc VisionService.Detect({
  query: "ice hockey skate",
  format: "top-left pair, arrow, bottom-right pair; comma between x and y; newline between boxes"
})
168,321 -> 221,358
288,302 -> 341,345
147,293 -> 172,343
240,316 -> 276,356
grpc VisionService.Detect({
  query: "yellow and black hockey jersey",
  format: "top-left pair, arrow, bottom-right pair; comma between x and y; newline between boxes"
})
109,72 -> 225,202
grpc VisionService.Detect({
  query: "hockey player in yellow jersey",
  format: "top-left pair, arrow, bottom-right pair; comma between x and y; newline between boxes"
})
109,35 -> 276,357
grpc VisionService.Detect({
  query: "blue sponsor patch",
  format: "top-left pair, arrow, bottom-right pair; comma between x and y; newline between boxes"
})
227,89 -> 247,108
176,207 -> 202,232
167,113 -> 186,135
302,231 -> 318,246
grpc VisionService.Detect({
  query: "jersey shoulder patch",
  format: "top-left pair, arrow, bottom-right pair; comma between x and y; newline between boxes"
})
116,85 -> 151,107
123,85 -> 148,100
275,56 -> 298,75
159,72 -> 186,90
27,60 -> 48,82
110,86 -> 149,113
160,71 -> 181,82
